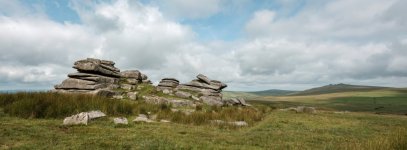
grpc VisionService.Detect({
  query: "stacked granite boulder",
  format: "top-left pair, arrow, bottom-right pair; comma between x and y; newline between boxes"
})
54,58 -> 120,95
156,78 -> 179,92
177,74 -> 227,106
155,74 -> 228,106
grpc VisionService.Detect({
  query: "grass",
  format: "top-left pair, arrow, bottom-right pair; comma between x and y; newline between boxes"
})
1,90 -> 407,149
1,110 -> 406,149
252,89 -> 407,115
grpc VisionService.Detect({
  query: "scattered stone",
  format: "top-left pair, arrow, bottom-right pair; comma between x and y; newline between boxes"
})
210,120 -> 248,127
63,112 -> 89,125
230,121 -> 248,127
133,114 -> 154,123
127,92 -> 138,100
87,110 -> 106,120
113,117 -> 128,125
120,84 -> 135,90
160,119 -> 171,123
279,106 -> 317,114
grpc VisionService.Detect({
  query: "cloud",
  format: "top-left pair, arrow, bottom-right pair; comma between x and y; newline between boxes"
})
0,0 -> 406,91
151,0 -> 221,19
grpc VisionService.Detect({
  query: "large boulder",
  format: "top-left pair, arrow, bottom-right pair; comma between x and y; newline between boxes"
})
73,58 -> 120,77
120,70 -> 142,79
55,78 -> 105,90
174,74 -> 227,106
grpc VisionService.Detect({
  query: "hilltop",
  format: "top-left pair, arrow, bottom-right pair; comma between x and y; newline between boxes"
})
290,83 -> 390,96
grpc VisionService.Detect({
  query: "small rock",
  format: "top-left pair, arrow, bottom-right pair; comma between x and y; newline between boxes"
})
121,84 -> 135,90
133,114 -> 154,123
160,119 -> 171,123
191,95 -> 200,101
127,92 -> 138,100
63,112 -> 89,125
231,121 -> 248,127
295,106 -> 317,114
87,110 -> 106,120
163,89 -> 171,94
113,117 -> 128,125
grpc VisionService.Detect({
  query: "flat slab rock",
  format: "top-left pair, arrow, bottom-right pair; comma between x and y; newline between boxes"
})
63,110 -> 106,125
113,117 -> 128,125
73,58 -> 120,77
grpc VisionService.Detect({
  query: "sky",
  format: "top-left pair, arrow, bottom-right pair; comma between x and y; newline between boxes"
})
0,0 -> 406,91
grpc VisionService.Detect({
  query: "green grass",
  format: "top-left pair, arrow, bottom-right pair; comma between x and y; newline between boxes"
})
1,90 -> 407,149
252,89 -> 407,115
1,110 -> 406,149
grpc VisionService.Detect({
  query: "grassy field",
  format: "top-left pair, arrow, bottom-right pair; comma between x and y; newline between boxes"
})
1,90 -> 407,149
251,89 -> 407,115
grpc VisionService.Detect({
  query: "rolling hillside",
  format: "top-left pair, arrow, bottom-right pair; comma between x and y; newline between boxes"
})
290,83 -> 389,96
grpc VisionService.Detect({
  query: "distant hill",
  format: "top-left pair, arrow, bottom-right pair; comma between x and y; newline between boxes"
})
223,89 -> 298,99
248,89 -> 297,96
222,91 -> 260,99
290,83 -> 389,96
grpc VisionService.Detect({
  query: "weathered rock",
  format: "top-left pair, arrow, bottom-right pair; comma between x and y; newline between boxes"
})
286,106 -> 317,114
175,91 -> 192,99
200,96 -> 223,106
231,121 -> 248,127
73,58 -> 120,77
113,117 -> 128,125
158,78 -> 179,88
141,74 -> 148,80
126,78 -> 139,85
142,79 -> 152,84
197,74 -> 211,84
127,92 -> 138,100
94,89 -> 117,97
237,98 -> 251,106
185,80 -> 219,90
296,106 -> 316,114
63,112 -> 89,125
68,72 -> 119,84
121,84 -> 135,90
210,120 -> 248,127
87,110 -> 106,120
143,96 -> 196,107
160,119 -> 171,123
133,114 -> 154,123
120,70 -> 141,79
55,78 -> 104,90
163,89 -> 172,94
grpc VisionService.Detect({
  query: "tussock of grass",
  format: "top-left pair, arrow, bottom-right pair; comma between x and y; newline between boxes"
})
157,106 -> 270,126
0,92 -> 139,118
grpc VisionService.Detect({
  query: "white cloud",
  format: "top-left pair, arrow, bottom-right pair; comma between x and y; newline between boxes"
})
0,0 -> 406,91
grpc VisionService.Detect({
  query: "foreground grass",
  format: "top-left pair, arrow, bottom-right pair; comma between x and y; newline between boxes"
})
1,110 -> 406,149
